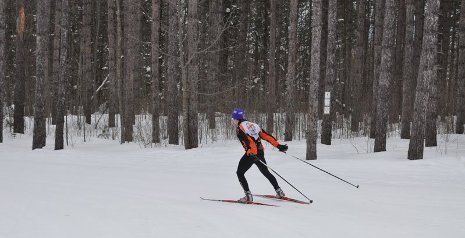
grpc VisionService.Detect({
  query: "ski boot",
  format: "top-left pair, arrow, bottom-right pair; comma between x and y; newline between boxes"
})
239,191 -> 253,203
275,187 -> 285,198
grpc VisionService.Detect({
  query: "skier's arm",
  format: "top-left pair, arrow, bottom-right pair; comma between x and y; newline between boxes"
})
258,129 -> 279,148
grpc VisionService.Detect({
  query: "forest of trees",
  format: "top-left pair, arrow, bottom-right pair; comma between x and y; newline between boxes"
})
0,0 -> 464,160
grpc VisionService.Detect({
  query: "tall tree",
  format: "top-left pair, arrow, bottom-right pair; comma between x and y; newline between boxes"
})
374,0 -> 397,152
55,0 -> 69,150
285,0 -> 298,141
13,0 -> 27,134
0,0 -> 5,143
115,0 -> 125,143
307,0 -> 322,160
207,0 -> 221,130
391,0 -> 406,123
151,0 -> 161,143
370,0 -> 385,138
183,0 -> 199,149
82,0 -> 92,124
321,0 -> 337,145
266,0 -> 277,134
400,0 -> 415,139
123,0 -> 141,142
408,0 -> 439,160
32,0 -> 51,149
167,0 -> 179,145
350,0 -> 367,133
108,0 -> 116,128
456,0 -> 465,134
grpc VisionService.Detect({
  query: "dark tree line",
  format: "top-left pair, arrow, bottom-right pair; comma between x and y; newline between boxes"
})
0,0 -> 464,160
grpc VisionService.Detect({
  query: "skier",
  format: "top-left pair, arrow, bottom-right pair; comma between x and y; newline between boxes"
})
231,108 -> 289,202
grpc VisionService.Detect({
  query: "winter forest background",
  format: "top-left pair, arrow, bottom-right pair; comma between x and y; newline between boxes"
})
1,0 -> 465,160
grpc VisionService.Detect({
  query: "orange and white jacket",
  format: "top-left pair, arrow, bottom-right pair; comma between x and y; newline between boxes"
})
236,120 -> 279,156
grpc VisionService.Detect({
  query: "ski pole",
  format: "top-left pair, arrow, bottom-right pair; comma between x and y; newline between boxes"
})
283,152 -> 360,189
258,160 -> 313,204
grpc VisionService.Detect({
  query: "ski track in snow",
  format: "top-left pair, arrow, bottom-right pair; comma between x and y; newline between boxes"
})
1,135 -> 464,238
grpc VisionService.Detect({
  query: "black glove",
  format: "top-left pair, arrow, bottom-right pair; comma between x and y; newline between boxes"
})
250,155 -> 260,163
277,144 -> 288,152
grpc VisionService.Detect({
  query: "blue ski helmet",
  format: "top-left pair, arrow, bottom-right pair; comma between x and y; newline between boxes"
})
231,108 -> 245,120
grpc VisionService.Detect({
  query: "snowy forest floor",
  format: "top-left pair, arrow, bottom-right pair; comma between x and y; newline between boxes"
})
1,134 -> 465,238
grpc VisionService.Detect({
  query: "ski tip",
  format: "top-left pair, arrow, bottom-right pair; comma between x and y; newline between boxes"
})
356,185 -> 360,188
309,200 -> 313,204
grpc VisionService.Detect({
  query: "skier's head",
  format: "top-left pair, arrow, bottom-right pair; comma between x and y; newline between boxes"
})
231,108 -> 245,125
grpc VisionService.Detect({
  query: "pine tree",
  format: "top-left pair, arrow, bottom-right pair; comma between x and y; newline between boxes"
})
55,0 -> 69,150
321,0 -> 337,145
0,0 -> 5,143
374,0 -> 397,152
266,0 -> 277,134
32,0 -> 51,150
408,0 -> 439,160
108,0 -> 117,128
456,0 -> 465,134
167,0 -> 179,145
183,0 -> 199,149
307,0 -> 322,160
285,0 -> 298,142
151,0 -> 161,143
13,0 -> 27,134
400,0 -> 415,139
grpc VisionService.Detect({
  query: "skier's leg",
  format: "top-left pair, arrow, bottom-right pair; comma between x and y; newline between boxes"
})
236,154 -> 254,191
255,152 -> 280,190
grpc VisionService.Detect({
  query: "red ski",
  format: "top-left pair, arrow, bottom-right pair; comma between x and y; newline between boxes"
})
200,197 -> 278,207
254,195 -> 312,205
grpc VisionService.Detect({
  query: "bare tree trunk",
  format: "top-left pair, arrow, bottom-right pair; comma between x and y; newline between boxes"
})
115,0 -> 125,143
123,0 -> 141,142
82,0 -> 92,124
13,0 -> 27,134
370,0 -> 385,138
400,0 -> 415,139
307,0 -> 322,160
55,0 -> 69,150
456,0 -> 465,134
183,0 -> 199,149
51,0 -> 62,125
350,0 -> 367,133
374,0 -> 397,152
0,0 -> 5,143
167,0 -> 179,145
391,0 -> 406,124
285,0 -> 298,142
408,0 -> 439,160
207,0 -> 220,130
321,0 -> 337,145
108,0 -> 116,128
33,0 -> 51,149
266,0 -> 277,134
151,0 -> 161,143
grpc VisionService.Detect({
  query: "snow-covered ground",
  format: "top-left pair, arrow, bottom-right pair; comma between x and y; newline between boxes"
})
1,134 -> 464,238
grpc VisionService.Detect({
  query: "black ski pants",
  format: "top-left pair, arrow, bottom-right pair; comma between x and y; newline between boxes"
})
236,150 -> 280,192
